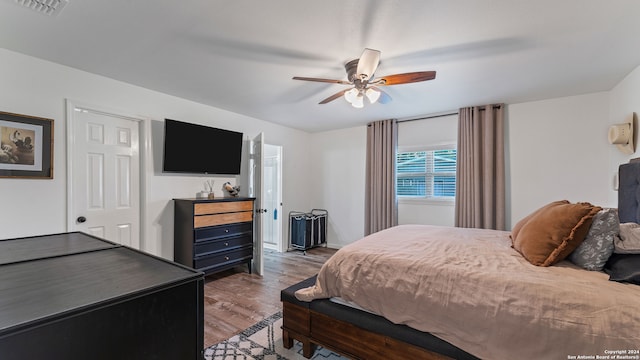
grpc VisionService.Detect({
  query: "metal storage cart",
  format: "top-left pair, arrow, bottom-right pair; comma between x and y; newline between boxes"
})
289,209 -> 328,253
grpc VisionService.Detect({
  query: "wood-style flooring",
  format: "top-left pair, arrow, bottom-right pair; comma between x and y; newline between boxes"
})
202,247 -> 337,347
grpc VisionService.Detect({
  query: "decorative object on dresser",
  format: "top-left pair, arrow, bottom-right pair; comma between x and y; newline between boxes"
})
174,197 -> 255,275
0,232 -> 204,360
223,181 -> 241,197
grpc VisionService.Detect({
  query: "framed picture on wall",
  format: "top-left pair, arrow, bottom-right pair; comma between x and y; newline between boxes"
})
0,111 -> 54,179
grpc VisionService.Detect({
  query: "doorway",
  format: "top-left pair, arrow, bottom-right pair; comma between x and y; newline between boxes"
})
263,144 -> 283,251
66,100 -> 146,250
249,136 -> 284,275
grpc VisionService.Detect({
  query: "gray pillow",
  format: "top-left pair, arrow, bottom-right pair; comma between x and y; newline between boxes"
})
568,208 -> 618,271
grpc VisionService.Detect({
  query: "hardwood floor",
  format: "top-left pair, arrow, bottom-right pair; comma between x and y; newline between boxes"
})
202,247 -> 337,347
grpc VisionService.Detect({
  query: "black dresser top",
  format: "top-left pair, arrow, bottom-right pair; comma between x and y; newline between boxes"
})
0,232 -> 116,265
0,232 -> 202,335
173,196 -> 255,204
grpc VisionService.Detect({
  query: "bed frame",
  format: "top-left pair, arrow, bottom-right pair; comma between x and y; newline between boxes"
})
280,161 -> 640,360
281,277 -> 476,359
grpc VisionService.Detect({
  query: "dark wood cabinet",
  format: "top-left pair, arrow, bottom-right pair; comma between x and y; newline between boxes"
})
0,232 -> 204,360
174,197 -> 255,275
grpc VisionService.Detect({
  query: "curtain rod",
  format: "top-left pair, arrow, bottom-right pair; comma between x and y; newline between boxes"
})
397,112 -> 458,123
397,104 -> 503,123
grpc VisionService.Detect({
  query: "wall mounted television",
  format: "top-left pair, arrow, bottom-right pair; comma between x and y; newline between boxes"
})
162,118 -> 243,175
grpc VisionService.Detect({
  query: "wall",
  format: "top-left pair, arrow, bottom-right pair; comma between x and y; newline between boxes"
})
308,126 -> 367,248
608,64 -> 640,205
0,48 -> 313,259
307,116 -> 458,248
506,92 -> 612,228
397,94 -> 615,230
309,92 -> 613,245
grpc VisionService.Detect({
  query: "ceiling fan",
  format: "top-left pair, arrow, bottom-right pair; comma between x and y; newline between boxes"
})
293,48 -> 436,108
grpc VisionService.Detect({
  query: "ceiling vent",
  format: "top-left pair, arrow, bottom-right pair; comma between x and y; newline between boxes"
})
13,0 -> 68,16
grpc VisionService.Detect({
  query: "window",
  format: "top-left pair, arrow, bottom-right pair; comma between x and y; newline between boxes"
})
396,147 -> 457,199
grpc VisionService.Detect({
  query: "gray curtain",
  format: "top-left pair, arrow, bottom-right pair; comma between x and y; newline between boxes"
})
365,119 -> 398,235
455,104 -> 506,230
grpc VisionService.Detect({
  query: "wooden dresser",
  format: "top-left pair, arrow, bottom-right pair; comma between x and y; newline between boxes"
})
174,197 -> 255,275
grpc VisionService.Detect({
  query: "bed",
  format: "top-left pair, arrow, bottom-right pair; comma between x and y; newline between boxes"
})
282,161 -> 640,360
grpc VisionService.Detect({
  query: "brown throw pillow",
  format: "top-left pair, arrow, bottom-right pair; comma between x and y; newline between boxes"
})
510,200 -> 570,243
513,201 -> 602,266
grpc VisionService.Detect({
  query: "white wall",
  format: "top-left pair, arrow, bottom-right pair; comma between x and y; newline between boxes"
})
397,115 -> 458,226
608,64 -> 640,205
306,116 -> 459,248
400,92 -> 616,231
309,92 -> 613,244
506,92 -> 612,228
0,48 -> 313,259
308,126 -> 367,248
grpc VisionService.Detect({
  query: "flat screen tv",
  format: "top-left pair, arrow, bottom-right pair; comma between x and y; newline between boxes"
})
162,119 -> 243,175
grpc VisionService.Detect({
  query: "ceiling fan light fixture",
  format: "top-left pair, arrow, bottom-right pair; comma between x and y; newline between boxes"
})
365,88 -> 381,104
344,88 -> 358,104
351,94 -> 364,108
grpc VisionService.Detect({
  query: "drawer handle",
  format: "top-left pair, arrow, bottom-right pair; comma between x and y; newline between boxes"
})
224,256 -> 230,261
225,242 -> 229,246
225,229 -> 229,233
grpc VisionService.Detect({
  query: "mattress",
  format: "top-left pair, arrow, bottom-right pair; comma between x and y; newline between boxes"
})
296,224 -> 640,359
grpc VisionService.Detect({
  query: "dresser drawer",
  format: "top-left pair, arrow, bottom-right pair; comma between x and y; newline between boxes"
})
194,201 -> 253,215
174,198 -> 255,275
194,222 -> 252,242
194,246 -> 253,270
194,234 -> 253,256
194,211 -> 253,228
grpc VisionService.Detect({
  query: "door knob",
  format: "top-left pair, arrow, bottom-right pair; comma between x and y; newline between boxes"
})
77,216 -> 86,223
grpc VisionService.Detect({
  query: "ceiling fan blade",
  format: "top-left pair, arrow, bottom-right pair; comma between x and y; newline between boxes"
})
371,86 -> 392,104
356,48 -> 381,80
293,76 -> 352,85
319,89 -> 350,104
377,71 -> 436,85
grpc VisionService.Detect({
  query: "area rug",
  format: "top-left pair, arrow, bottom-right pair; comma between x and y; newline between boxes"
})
204,311 -> 345,360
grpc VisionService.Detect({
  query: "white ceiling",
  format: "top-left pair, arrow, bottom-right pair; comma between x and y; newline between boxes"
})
1,0 -> 639,133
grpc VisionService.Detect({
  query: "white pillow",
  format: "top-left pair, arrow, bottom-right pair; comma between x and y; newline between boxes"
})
614,222 -> 640,254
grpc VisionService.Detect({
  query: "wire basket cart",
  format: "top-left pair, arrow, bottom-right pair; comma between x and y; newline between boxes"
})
288,209 -> 328,254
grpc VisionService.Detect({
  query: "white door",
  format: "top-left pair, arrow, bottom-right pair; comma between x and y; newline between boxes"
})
250,132 -> 265,275
263,144 -> 283,252
67,103 -> 141,249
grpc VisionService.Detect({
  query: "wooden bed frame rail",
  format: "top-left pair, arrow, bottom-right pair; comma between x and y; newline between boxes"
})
282,302 -> 453,360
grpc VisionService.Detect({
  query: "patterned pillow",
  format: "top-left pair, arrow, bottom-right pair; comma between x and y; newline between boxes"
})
568,208 -> 619,271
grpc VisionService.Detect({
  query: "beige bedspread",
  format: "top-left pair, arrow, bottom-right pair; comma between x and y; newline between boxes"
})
295,224 -> 640,359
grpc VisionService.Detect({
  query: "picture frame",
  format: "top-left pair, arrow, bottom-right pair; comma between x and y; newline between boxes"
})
0,111 -> 54,179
